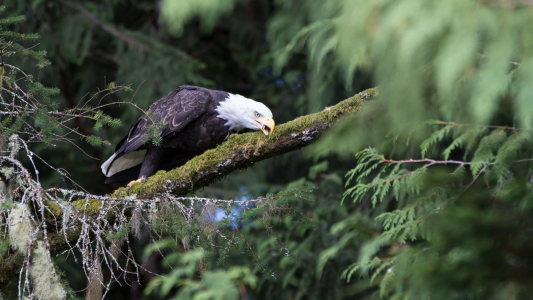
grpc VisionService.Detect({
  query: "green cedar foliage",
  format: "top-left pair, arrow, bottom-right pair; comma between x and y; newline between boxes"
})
293,0 -> 533,299
335,127 -> 533,298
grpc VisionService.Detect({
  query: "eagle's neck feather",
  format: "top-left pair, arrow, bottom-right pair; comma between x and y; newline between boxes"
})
215,94 -> 253,132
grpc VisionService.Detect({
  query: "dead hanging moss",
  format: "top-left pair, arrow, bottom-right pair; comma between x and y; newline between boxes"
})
8,203 -> 34,255
30,241 -> 67,300
110,87 -> 377,200
130,209 -> 143,240
257,197 -> 285,220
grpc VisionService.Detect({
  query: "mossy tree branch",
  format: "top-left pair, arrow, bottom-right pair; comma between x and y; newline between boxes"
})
114,87 -> 377,199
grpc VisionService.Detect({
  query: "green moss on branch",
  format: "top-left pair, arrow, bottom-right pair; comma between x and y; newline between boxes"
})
112,87 -> 377,199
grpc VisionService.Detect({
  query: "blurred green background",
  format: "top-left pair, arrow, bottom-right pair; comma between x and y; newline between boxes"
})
4,0 -> 533,299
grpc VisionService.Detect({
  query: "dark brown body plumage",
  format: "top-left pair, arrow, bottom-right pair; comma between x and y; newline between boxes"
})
104,86 -> 235,184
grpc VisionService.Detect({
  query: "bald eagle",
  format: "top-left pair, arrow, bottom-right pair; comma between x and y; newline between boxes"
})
101,85 -> 275,190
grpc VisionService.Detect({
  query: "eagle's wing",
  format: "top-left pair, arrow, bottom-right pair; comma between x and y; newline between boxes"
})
114,86 -> 210,156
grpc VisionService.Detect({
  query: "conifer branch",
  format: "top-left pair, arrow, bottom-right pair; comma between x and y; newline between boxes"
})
381,158 -> 474,166
381,157 -> 533,167
430,121 -> 522,131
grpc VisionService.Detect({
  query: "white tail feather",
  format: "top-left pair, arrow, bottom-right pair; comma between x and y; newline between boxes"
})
101,153 -> 117,176
101,150 -> 147,177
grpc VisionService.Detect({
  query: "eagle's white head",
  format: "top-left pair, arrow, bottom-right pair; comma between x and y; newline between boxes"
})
215,93 -> 275,135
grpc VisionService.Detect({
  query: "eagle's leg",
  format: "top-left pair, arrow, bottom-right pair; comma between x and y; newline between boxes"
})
126,147 -> 165,194
127,176 -> 146,194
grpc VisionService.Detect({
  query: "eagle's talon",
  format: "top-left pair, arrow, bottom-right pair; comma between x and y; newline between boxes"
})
127,176 -> 146,195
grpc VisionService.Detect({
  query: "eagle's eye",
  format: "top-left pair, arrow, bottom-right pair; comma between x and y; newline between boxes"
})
254,112 -> 261,118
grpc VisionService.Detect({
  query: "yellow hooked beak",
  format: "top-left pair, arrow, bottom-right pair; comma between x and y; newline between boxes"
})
255,116 -> 275,136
